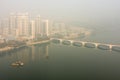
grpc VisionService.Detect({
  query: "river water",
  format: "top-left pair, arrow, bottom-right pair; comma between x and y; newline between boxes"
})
0,42 -> 120,80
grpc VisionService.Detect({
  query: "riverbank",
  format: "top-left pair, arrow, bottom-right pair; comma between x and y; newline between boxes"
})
0,40 -> 50,53
0,47 -> 14,53
26,40 -> 50,46
0,45 -> 27,53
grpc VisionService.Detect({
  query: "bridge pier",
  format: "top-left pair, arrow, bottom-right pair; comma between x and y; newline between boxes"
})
109,45 -> 113,51
94,43 -> 99,48
70,40 -> 73,44
81,42 -> 86,46
59,39 -> 63,43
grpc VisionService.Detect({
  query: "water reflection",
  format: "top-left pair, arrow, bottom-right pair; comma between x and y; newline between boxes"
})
31,46 -> 35,61
0,43 -> 50,64
29,44 -> 49,61
45,46 -> 49,59
0,42 -> 120,80
23,44 -> 49,63
0,46 -> 27,58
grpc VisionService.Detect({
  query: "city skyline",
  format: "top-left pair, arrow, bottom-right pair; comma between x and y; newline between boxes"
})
0,13 -> 49,39
0,12 -> 93,41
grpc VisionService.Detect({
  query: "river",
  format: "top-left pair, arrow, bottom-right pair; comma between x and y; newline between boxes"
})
0,42 -> 120,80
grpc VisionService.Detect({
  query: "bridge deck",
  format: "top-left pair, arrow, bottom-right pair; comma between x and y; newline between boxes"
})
51,38 -> 120,47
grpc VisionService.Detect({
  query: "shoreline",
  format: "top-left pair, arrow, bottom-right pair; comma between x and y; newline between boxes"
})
0,40 -> 50,53
0,45 -> 27,53
26,40 -> 50,46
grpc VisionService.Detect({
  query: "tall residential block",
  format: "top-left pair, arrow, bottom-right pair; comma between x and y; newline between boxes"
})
30,20 -> 36,39
41,20 -> 49,36
1,18 -> 10,36
16,13 -> 29,37
9,13 -> 17,36
35,15 -> 41,35
0,21 -> 2,34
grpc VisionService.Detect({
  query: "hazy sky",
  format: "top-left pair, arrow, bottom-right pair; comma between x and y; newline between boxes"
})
0,0 -> 120,29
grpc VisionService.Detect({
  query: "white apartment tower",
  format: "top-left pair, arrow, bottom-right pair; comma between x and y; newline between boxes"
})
30,20 -> 36,39
0,21 -> 2,34
41,20 -> 49,36
2,18 -> 10,36
16,13 -> 29,37
35,15 -> 41,35
9,13 -> 16,36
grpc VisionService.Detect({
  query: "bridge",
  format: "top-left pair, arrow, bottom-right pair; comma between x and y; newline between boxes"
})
50,38 -> 120,51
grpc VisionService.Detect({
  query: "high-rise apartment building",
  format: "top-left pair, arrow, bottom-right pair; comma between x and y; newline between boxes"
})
0,21 -> 2,34
9,13 -> 17,36
16,13 -> 29,37
41,20 -> 49,36
54,22 -> 66,33
2,18 -> 10,36
3,27 -> 9,36
48,20 -> 53,36
35,15 -> 41,35
0,13 -> 51,39
30,20 -> 36,39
